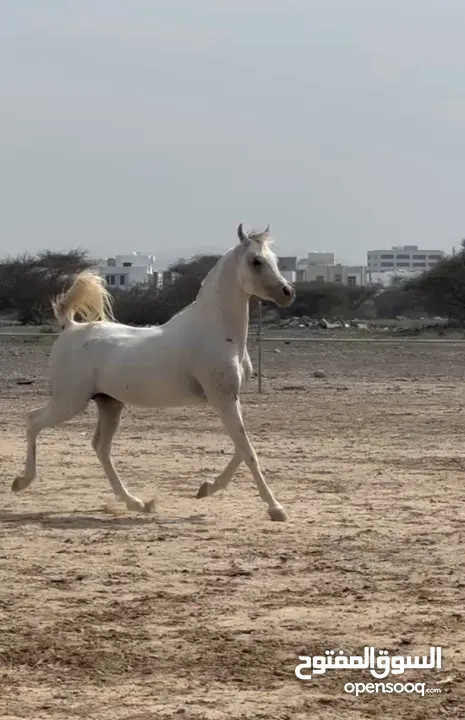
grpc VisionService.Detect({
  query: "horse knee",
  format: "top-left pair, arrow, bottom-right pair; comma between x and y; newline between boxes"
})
242,355 -> 253,386
25,408 -> 42,435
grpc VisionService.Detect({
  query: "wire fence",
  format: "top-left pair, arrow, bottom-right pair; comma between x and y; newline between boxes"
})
252,302 -> 465,392
2,308 -> 465,396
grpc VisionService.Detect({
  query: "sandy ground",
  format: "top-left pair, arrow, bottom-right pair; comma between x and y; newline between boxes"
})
1,334 -> 465,718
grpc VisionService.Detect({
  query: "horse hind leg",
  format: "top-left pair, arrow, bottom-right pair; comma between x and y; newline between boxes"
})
92,394 -> 155,513
12,397 -> 87,492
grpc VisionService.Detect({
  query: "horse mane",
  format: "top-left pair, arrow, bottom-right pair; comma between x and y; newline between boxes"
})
248,229 -> 274,246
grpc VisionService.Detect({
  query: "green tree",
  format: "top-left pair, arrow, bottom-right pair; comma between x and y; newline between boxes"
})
405,250 -> 465,323
277,281 -> 377,319
0,249 -> 94,324
373,285 -> 420,319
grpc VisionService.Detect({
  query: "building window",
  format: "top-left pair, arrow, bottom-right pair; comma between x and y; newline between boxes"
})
123,262 -> 132,267
347,276 -> 357,286
396,262 -> 410,267
105,274 -> 116,286
119,275 -> 126,286
413,262 -> 426,267
380,262 -> 393,267
335,274 -> 342,283
380,254 -> 394,259
427,255 -> 441,260
413,254 -> 426,260
316,276 -> 324,282
395,254 -> 410,260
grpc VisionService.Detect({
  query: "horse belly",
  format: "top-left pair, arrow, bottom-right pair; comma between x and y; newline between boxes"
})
98,369 -> 206,408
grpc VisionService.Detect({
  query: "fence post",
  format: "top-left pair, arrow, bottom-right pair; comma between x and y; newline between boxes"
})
257,301 -> 262,393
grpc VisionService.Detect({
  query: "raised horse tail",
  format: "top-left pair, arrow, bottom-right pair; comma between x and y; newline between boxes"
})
52,270 -> 115,329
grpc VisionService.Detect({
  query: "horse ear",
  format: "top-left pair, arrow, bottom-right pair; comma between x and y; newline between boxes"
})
264,224 -> 270,235
237,224 -> 249,244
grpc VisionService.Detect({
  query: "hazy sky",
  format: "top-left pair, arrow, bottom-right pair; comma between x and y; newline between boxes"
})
1,0 -> 464,267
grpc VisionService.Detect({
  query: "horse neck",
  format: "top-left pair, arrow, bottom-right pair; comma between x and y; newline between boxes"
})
195,247 -> 249,353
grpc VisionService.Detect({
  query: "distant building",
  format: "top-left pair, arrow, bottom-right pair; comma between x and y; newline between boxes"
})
307,251 -> 335,267
305,264 -> 367,287
297,251 -> 368,286
367,246 -> 444,274
97,253 -> 156,289
296,258 -> 309,282
278,256 -> 297,283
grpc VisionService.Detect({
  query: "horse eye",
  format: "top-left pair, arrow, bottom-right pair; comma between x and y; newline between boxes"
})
252,258 -> 262,268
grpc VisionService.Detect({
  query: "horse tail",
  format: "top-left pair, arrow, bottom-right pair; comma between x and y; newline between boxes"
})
52,270 -> 115,329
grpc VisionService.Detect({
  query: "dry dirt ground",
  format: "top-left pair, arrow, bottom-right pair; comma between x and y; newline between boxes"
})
1,334 -> 465,719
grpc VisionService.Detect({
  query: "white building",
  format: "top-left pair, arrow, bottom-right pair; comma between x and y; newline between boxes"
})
296,258 -> 309,282
367,246 -> 444,273
97,253 -> 157,289
307,251 -> 335,267
305,263 -> 367,286
298,252 -> 368,286
278,256 -> 297,283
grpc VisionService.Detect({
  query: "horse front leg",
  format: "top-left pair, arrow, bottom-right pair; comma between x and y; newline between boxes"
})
208,392 -> 287,522
196,356 -> 251,500
196,451 -> 242,498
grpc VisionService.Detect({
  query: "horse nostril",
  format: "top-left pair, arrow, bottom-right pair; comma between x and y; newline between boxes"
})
282,286 -> 291,298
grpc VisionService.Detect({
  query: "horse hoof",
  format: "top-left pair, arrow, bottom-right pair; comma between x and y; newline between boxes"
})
125,497 -> 147,513
143,499 -> 156,513
12,476 -> 28,492
196,481 -> 212,499
268,506 -> 288,522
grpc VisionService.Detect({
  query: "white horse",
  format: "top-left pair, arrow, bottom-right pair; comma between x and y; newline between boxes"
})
13,225 -> 295,521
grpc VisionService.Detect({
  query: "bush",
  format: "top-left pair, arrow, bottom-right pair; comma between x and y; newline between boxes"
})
405,247 -> 465,324
372,286 -> 421,319
0,249 -> 95,325
276,281 -> 378,319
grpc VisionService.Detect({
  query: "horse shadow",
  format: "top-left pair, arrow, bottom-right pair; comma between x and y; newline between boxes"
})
0,508 -> 210,531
